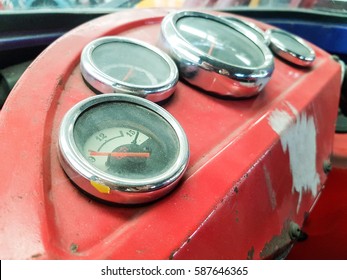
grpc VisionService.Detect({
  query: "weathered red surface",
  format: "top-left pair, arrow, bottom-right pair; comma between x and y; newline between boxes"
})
0,9 -> 341,259
287,130 -> 347,259
331,133 -> 347,168
287,166 -> 347,259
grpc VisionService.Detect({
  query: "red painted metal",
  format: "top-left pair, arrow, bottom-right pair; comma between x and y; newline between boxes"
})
287,130 -> 347,259
287,166 -> 347,259
0,9 -> 341,259
331,133 -> 347,168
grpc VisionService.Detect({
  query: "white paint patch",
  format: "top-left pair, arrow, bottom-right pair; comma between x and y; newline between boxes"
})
268,102 -> 320,212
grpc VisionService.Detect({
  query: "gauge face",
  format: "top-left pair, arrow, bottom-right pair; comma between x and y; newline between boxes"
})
176,16 -> 265,68
59,94 -> 189,204
73,102 -> 179,180
267,29 -> 315,67
80,37 -> 179,102
160,11 -> 274,98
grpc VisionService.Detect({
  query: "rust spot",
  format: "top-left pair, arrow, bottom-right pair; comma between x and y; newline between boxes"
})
31,253 -> 42,259
303,211 -> 309,221
57,76 -> 64,87
169,248 -> 179,260
70,243 -> 78,253
247,246 -> 255,260
263,166 -> 277,210
56,75 -> 66,92
260,221 -> 293,259
234,187 -> 239,194
323,160 -> 332,174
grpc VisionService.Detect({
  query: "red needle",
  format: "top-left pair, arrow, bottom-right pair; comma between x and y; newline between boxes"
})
207,41 -> 215,56
122,67 -> 134,82
89,150 -> 150,158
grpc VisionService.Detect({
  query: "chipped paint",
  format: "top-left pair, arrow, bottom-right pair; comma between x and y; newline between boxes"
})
260,221 -> 293,259
263,165 -> 277,210
70,243 -> 78,253
247,246 -> 255,260
268,102 -> 320,212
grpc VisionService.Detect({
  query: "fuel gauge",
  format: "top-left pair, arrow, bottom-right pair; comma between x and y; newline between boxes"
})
81,37 -> 179,102
58,94 -> 189,204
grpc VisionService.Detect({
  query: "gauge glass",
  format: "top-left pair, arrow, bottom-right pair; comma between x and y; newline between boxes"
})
80,37 -> 179,102
91,41 -> 171,86
176,16 -> 265,68
225,16 -> 270,46
73,102 -> 179,180
270,31 -> 313,57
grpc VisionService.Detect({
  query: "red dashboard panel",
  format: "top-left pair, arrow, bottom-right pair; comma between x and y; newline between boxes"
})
0,9 -> 341,259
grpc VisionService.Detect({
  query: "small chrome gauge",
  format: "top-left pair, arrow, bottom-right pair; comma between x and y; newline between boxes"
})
80,36 -> 179,102
58,94 -> 189,204
160,11 -> 274,98
225,16 -> 270,46
266,29 -> 315,67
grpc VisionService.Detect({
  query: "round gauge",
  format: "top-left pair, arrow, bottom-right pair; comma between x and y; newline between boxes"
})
266,29 -> 315,67
160,11 -> 274,98
80,36 -> 179,102
58,94 -> 189,204
225,16 -> 270,46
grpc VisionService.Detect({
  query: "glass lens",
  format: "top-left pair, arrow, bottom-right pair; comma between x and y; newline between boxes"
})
73,101 -> 179,180
177,16 -> 265,67
91,42 -> 171,86
271,31 -> 312,57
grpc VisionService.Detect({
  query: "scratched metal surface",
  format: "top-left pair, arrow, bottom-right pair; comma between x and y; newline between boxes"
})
0,9 -> 341,259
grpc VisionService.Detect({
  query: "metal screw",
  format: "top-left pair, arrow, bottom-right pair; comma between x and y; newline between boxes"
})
289,222 -> 307,241
323,160 -> 332,174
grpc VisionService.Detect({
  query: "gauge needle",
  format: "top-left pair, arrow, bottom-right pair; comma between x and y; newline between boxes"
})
207,41 -> 215,56
122,67 -> 134,82
89,150 -> 150,158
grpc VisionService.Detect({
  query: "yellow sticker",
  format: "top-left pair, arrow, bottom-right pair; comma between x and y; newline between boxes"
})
90,181 -> 110,194
135,0 -> 184,8
249,0 -> 260,7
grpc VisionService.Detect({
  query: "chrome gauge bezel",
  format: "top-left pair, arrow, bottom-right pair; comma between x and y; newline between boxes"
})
58,94 -> 189,204
160,11 -> 274,98
80,36 -> 179,102
266,29 -> 316,67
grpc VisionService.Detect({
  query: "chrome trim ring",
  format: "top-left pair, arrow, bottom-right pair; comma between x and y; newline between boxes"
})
58,93 -> 189,204
267,29 -> 316,67
160,11 -> 274,98
80,36 -> 179,102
